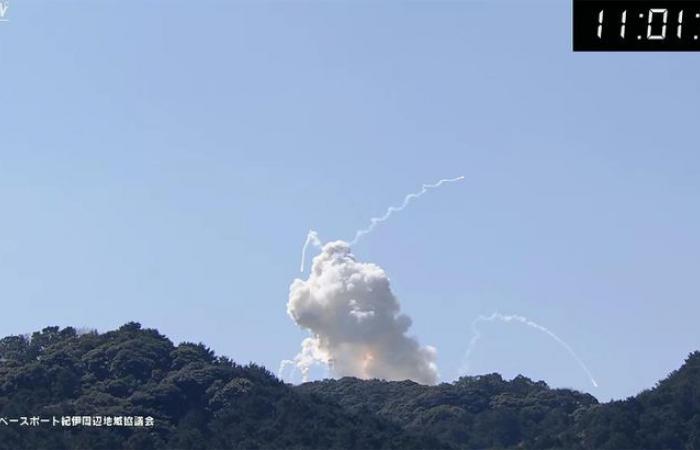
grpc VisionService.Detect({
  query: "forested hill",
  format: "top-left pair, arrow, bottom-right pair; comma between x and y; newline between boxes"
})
0,324 -> 698,450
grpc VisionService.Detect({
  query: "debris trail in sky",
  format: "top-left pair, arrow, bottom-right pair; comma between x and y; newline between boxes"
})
299,176 -> 464,272
463,312 -> 598,388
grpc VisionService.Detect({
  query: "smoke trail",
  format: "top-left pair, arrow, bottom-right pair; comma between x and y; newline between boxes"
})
349,176 -> 464,246
298,176 -> 464,272
463,312 -> 598,388
299,230 -> 322,272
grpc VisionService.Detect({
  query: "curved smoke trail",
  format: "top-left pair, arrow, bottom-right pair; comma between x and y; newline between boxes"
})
349,176 -> 465,246
299,176 -> 464,272
463,312 -> 598,388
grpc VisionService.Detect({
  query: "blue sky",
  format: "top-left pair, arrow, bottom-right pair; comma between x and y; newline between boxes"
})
1,0 -> 698,401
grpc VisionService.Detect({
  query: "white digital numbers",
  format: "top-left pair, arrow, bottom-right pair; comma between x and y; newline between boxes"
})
595,6 -> 700,42
575,0 -> 700,50
647,8 -> 668,39
620,10 -> 627,38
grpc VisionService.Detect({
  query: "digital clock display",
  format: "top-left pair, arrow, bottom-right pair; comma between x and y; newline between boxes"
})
574,0 -> 700,50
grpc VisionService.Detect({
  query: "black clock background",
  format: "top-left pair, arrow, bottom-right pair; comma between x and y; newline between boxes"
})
574,0 -> 700,51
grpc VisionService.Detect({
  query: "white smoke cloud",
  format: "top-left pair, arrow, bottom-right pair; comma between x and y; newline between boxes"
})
283,240 -> 438,385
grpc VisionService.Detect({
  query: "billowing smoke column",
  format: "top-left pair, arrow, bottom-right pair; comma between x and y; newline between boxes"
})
283,241 -> 439,385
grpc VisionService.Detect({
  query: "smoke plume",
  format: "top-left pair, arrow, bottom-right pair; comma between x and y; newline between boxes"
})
283,241 -> 438,385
